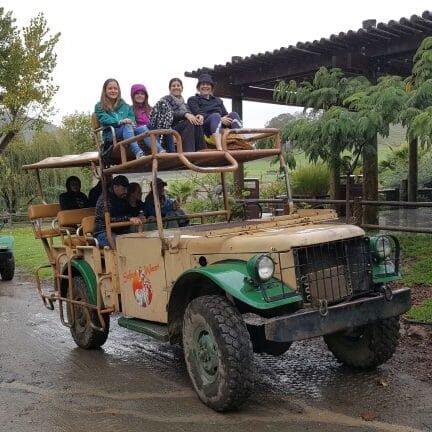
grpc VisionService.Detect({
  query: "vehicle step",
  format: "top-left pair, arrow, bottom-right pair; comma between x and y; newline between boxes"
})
117,317 -> 169,342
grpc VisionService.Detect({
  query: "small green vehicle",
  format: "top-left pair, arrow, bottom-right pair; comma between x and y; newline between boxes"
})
0,220 -> 15,281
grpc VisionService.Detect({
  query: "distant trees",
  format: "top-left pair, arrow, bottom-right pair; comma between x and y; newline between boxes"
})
0,8 -> 60,153
0,112 -> 93,212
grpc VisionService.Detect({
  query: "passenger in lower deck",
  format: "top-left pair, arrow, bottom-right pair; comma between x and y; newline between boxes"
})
127,182 -> 146,217
93,175 -> 142,247
143,178 -> 189,228
59,176 -> 90,210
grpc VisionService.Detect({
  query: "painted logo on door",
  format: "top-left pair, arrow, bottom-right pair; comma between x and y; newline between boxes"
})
132,269 -> 153,307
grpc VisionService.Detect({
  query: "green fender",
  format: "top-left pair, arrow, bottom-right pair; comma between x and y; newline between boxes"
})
0,235 -> 14,251
178,260 -> 302,310
62,259 -> 97,305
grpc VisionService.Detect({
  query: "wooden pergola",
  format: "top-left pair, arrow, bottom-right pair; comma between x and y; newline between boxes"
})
185,10 -> 432,217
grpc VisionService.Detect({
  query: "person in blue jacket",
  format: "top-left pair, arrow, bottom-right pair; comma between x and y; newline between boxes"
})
187,73 -> 242,150
95,78 -> 164,159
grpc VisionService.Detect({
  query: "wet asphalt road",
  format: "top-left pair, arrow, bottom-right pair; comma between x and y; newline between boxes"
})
0,277 -> 431,432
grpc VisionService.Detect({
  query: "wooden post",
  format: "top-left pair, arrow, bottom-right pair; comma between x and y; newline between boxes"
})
362,134 -> 378,224
408,137 -> 418,202
232,94 -> 244,198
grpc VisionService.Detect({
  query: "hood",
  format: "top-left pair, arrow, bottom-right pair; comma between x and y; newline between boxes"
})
130,83 -> 147,98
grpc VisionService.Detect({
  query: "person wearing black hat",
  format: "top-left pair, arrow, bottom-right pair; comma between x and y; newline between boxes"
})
59,176 -> 90,210
143,178 -> 189,228
187,73 -> 242,150
94,175 -> 143,247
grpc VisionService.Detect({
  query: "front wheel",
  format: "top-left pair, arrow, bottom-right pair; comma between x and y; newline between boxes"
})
0,256 -> 15,281
67,276 -> 110,349
183,295 -> 254,412
324,317 -> 400,370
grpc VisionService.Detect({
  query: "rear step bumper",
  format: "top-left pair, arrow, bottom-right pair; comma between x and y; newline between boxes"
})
244,287 -> 411,343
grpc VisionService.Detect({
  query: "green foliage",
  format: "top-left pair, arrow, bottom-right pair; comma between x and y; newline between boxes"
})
290,163 -> 329,197
0,8 -> 60,152
61,111 -> 93,154
0,127 -> 92,212
166,179 -> 199,204
260,177 -> 286,199
379,144 -> 432,188
405,299 -> 432,323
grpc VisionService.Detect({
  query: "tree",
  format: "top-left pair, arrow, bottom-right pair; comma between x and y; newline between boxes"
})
0,8 -> 60,153
61,111 -> 93,154
274,67 -> 371,199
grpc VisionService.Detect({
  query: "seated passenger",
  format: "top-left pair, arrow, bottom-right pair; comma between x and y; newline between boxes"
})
127,182 -> 146,217
95,78 -> 163,159
93,175 -> 142,247
59,176 -> 90,210
143,178 -> 189,228
88,176 -> 112,208
187,73 -> 242,150
153,78 -> 206,153
130,84 -> 166,155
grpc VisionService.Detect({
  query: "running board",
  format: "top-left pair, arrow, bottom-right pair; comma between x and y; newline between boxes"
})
118,317 -> 169,342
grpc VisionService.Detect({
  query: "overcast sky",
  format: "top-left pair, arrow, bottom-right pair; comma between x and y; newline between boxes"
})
3,0 -> 432,127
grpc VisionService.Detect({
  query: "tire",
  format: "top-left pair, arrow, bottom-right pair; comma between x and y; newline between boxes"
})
248,325 -> 292,356
0,256 -> 15,281
183,295 -> 254,412
324,317 -> 400,370
67,275 -> 110,349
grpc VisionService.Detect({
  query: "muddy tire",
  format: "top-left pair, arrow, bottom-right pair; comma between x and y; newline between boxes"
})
248,325 -> 292,356
67,276 -> 110,349
0,256 -> 15,281
324,317 -> 400,370
183,295 -> 254,412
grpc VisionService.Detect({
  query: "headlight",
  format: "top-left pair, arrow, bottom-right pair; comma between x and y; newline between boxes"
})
247,254 -> 275,282
371,235 -> 393,260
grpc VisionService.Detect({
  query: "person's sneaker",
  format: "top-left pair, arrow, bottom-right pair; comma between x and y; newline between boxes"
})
135,151 -> 145,159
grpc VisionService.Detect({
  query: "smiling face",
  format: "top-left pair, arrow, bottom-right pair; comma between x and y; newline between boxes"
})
198,82 -> 213,96
133,90 -> 147,105
169,80 -> 183,97
105,80 -> 120,101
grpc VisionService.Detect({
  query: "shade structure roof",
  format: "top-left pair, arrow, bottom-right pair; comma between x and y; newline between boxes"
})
185,10 -> 432,104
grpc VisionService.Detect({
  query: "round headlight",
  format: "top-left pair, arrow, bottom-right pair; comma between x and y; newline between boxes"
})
256,255 -> 275,281
375,236 -> 393,259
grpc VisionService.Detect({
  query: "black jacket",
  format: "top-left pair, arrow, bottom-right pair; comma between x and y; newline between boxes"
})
187,94 -> 228,119
94,191 -> 131,236
59,191 -> 89,210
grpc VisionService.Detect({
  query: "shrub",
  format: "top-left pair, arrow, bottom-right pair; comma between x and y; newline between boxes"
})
291,163 -> 330,197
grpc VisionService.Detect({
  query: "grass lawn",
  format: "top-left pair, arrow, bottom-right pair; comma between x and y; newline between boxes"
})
4,227 -> 431,321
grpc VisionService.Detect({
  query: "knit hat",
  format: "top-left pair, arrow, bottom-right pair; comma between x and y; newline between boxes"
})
130,83 -> 147,98
197,73 -> 214,88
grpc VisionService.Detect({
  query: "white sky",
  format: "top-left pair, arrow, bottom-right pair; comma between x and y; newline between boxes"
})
3,0 -> 432,127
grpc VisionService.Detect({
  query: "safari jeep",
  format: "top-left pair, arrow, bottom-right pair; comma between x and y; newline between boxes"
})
23,127 -> 411,412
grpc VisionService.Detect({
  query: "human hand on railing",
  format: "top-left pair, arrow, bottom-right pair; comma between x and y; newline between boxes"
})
129,217 -> 142,226
221,115 -> 233,126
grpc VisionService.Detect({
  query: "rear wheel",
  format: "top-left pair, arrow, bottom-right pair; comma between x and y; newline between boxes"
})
67,276 -> 110,349
0,256 -> 15,281
183,295 -> 254,412
324,317 -> 400,369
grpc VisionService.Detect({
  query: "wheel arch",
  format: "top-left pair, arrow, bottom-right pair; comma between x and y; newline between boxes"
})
168,271 -> 225,344
60,259 -> 97,305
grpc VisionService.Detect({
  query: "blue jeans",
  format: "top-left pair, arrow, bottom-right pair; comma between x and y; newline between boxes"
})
96,231 -> 116,248
204,112 -> 242,136
115,125 -> 163,155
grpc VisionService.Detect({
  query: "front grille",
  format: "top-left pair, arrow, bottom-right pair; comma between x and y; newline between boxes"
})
292,237 -> 372,305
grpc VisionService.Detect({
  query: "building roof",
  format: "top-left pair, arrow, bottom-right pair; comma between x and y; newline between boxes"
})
185,11 -> 432,104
